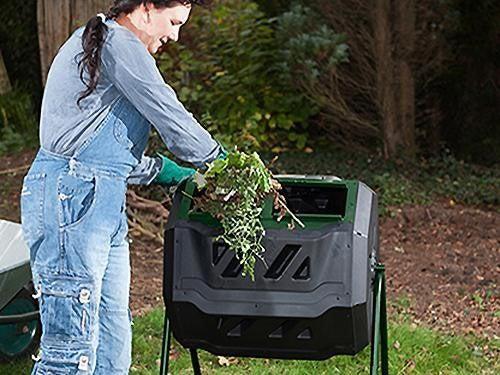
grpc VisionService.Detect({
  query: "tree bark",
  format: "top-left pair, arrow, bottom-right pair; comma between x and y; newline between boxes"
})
395,0 -> 416,158
0,49 -> 12,95
37,0 -> 110,85
307,0 -> 444,158
374,0 -> 399,159
374,0 -> 417,160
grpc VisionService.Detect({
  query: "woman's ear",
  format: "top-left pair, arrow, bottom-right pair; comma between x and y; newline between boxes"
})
141,2 -> 153,23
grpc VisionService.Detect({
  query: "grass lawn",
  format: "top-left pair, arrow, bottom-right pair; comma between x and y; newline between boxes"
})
1,308 -> 497,375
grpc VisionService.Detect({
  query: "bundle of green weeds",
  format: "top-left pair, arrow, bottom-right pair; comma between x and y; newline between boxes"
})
193,150 -> 303,280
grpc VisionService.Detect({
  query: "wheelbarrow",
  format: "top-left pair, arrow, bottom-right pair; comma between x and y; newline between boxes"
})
0,219 -> 41,361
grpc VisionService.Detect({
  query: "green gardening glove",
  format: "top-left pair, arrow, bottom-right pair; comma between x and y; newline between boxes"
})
153,154 -> 196,186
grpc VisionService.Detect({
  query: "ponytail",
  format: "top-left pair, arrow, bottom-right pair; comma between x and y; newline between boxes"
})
77,15 -> 108,106
76,0 -> 207,106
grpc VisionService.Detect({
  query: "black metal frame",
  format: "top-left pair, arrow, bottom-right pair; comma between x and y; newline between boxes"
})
159,264 -> 388,375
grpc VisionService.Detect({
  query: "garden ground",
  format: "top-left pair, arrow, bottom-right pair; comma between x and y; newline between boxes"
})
0,149 -> 498,374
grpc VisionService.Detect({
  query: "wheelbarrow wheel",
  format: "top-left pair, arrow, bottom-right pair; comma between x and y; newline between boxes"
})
0,288 -> 41,362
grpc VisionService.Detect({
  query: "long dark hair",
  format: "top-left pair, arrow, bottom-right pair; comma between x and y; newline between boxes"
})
77,0 -> 205,106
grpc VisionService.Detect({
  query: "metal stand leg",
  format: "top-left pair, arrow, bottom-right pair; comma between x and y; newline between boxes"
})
190,348 -> 202,375
370,264 -> 389,375
160,308 -> 172,375
159,307 -> 203,375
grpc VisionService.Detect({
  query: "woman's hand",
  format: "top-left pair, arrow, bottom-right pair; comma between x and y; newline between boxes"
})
153,154 -> 196,186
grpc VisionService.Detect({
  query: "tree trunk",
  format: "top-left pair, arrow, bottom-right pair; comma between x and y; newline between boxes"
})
0,50 -> 12,95
374,0 -> 417,160
374,0 -> 399,159
37,0 -> 110,85
395,0 -> 416,158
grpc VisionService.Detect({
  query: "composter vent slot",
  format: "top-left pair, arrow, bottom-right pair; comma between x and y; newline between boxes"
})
297,327 -> 312,340
292,257 -> 311,280
212,241 -> 228,266
264,245 -> 301,279
227,319 -> 254,337
221,255 -> 244,278
276,185 -> 348,216
268,320 -> 297,339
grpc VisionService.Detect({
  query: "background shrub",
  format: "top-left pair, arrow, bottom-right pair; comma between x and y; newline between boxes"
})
0,90 -> 38,156
158,0 -> 316,151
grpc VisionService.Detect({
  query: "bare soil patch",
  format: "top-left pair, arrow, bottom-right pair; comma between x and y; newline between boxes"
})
0,149 -> 34,221
382,201 -> 499,338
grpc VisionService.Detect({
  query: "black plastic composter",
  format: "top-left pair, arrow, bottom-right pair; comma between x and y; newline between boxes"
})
162,175 -> 379,363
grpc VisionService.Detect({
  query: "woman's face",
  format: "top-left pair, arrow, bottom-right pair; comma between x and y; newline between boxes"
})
138,2 -> 192,53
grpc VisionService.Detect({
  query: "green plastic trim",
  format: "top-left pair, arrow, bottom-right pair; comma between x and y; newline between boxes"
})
177,177 -> 360,231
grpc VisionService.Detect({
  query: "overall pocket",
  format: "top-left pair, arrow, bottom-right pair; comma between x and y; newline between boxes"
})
57,172 -> 97,229
113,119 -> 134,150
39,275 -> 96,341
20,173 -> 46,250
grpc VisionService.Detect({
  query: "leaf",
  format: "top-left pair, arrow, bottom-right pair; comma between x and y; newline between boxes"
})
217,356 -> 238,366
192,171 -> 206,189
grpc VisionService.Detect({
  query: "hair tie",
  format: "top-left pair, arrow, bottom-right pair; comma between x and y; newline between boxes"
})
96,13 -> 106,23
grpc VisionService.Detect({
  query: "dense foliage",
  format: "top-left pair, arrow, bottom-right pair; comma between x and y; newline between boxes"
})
158,0 -> 316,151
0,0 -> 497,166
276,4 -> 349,82
0,0 -> 41,155
0,90 -> 38,156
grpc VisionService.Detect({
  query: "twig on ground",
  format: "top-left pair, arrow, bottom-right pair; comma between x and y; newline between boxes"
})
0,165 -> 30,175
126,190 -> 169,219
127,217 -> 163,246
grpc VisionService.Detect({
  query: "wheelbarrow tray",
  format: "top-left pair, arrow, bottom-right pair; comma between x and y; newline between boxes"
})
0,220 -> 31,311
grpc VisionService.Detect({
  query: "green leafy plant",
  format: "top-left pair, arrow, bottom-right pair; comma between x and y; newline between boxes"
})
0,89 -> 38,155
158,0 -> 316,151
276,3 -> 349,83
192,149 -> 303,280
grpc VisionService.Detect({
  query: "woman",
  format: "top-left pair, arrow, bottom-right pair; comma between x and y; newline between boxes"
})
20,1 -> 223,373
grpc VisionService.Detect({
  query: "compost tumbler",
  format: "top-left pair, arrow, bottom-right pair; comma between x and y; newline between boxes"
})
162,175 -> 379,361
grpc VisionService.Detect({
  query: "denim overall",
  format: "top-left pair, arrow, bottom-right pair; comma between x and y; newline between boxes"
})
21,97 -> 151,374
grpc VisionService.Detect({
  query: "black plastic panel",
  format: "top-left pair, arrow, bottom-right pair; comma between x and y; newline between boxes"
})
277,185 -> 348,216
169,302 -> 370,359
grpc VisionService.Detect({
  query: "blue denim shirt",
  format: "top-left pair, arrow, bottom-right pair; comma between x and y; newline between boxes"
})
40,19 -> 221,184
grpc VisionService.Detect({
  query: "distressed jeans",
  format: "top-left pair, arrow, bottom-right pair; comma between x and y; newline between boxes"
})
21,97 -> 151,374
